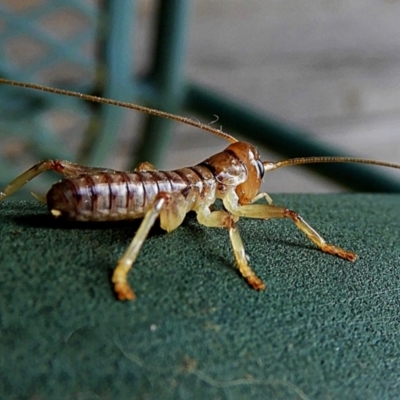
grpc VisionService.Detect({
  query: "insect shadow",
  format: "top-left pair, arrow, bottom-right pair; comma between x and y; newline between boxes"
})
10,211 -> 169,244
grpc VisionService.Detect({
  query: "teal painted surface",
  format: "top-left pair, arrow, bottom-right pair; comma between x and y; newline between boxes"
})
1,195 -> 399,398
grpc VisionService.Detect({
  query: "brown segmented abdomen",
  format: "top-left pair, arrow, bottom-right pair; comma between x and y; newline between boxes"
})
46,166 -> 216,221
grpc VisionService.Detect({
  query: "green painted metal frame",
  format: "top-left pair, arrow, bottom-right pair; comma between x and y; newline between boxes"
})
0,0 -> 98,177
81,0 -> 192,169
183,83 -> 400,192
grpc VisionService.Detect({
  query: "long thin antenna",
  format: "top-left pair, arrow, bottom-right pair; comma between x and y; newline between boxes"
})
263,156 -> 400,172
0,78 -> 238,144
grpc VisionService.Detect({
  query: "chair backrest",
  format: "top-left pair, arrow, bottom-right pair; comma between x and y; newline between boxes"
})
0,1 -> 136,193
0,1 -> 98,89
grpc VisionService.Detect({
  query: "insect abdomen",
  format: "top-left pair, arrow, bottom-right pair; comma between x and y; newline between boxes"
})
46,167 -> 216,221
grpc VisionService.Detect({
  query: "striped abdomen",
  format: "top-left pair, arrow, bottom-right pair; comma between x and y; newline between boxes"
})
46,166 -> 217,221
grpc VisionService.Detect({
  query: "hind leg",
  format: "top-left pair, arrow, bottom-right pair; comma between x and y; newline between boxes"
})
0,160 -> 120,201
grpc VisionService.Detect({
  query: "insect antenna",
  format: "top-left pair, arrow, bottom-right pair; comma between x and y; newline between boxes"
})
0,78 -> 238,144
263,156 -> 400,172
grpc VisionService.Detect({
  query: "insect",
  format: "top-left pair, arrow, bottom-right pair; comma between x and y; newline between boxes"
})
1,78 -> 400,301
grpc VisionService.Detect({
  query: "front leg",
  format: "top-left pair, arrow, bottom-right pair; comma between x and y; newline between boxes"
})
223,191 -> 357,262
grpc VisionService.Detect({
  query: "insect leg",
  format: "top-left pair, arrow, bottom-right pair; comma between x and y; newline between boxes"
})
197,209 -> 265,290
226,202 -> 357,261
250,192 -> 274,204
0,160 -> 120,201
113,192 -> 189,300
134,161 -> 157,172
30,191 -> 47,204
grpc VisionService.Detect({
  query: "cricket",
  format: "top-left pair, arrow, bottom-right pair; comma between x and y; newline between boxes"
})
1,77 -> 400,301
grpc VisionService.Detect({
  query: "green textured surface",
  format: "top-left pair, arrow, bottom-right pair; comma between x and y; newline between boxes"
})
0,195 -> 399,399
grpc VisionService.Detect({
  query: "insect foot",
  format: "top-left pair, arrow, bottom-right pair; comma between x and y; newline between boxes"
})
320,244 -> 358,262
112,264 -> 136,301
246,276 -> 266,291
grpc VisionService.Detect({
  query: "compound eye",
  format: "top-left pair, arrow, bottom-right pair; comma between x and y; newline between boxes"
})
256,159 -> 265,178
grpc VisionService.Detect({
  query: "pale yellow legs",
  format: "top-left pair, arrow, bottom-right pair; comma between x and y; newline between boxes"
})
197,195 -> 357,294
113,192 -> 188,300
115,196 -> 357,300
228,202 -> 357,262
113,196 -> 166,300
197,209 -> 266,290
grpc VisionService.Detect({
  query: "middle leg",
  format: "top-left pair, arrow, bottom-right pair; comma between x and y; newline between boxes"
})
113,191 -> 190,300
197,208 -> 266,290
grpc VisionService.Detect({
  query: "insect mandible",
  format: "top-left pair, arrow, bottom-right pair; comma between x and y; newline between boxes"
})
1,78 -> 400,301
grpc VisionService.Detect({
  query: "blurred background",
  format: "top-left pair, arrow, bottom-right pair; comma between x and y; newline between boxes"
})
1,0 -> 400,196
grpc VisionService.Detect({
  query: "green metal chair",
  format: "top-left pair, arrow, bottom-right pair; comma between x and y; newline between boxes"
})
0,1 -> 190,193
0,1 -> 96,184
